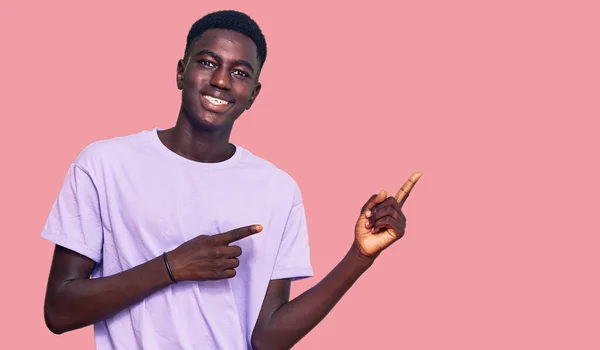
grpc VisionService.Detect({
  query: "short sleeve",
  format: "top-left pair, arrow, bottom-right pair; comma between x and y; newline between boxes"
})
271,202 -> 313,281
41,163 -> 104,263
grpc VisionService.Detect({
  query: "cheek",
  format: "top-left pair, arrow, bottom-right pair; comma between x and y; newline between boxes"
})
184,72 -> 203,88
234,84 -> 255,102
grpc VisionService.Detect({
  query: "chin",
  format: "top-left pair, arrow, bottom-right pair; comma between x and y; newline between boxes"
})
189,111 -> 233,131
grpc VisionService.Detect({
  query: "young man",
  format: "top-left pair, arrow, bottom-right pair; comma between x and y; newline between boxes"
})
42,10 -> 421,350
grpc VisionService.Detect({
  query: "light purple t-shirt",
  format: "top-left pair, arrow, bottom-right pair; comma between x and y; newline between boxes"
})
41,128 -> 313,350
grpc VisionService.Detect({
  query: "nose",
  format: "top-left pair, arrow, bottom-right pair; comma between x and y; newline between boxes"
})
210,66 -> 231,90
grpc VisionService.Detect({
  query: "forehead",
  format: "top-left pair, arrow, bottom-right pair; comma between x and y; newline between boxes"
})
190,28 -> 258,65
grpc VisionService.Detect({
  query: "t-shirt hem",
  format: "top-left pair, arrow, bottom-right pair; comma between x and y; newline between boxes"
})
271,266 -> 314,281
41,230 -> 102,263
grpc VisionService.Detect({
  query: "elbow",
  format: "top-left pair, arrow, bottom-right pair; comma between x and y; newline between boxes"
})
252,327 -> 287,350
44,302 -> 70,335
44,314 -> 64,335
47,325 -> 66,335
251,339 -> 266,350
251,326 -> 269,350
250,334 -> 262,350
44,309 -> 65,335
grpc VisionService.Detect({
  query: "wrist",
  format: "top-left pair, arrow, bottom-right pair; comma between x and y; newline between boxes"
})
162,252 -> 178,284
145,253 -> 178,288
164,250 -> 184,283
348,241 -> 377,269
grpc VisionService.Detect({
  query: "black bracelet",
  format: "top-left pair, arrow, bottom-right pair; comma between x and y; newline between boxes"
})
162,252 -> 178,284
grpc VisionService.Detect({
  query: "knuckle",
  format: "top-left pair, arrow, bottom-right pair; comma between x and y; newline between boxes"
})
371,205 -> 379,215
196,235 -> 209,244
230,246 -> 242,257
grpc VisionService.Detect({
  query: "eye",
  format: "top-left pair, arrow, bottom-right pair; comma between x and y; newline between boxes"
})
199,60 -> 216,68
232,70 -> 250,78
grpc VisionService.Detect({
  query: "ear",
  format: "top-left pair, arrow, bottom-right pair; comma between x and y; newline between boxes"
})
176,59 -> 186,90
246,82 -> 262,110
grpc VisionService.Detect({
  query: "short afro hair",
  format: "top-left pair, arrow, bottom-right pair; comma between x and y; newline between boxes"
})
184,10 -> 267,69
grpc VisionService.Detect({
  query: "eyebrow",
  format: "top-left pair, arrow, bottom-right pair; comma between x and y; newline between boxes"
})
194,49 -> 255,74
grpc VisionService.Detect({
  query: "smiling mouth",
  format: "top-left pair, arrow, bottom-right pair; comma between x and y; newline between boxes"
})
202,95 -> 231,106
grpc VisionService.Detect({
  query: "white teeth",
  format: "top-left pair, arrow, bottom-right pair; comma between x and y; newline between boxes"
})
204,95 -> 229,106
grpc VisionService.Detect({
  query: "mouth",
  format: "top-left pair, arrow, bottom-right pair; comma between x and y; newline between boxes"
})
203,95 -> 230,106
200,94 -> 234,113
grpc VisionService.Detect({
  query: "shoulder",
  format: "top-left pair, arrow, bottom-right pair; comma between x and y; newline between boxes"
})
73,129 -> 151,171
238,146 -> 303,206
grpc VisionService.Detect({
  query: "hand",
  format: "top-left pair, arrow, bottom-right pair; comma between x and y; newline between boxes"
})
166,224 -> 263,282
354,172 -> 422,258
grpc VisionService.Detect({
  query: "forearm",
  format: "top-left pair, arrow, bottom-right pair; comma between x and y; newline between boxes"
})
45,254 -> 173,334
252,243 -> 375,350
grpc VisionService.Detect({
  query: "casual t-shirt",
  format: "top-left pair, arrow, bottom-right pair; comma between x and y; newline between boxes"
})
41,128 -> 313,350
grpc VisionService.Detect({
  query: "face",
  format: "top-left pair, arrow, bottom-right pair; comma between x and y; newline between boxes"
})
177,28 -> 262,130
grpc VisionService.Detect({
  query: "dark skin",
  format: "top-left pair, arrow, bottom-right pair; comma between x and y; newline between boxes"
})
43,28 -> 421,349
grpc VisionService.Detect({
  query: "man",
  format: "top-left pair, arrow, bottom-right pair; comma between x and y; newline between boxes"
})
42,10 -> 421,350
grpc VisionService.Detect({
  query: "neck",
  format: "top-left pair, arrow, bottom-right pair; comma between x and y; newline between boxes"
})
157,110 -> 236,163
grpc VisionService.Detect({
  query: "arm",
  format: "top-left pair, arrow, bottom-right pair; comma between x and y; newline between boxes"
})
251,243 -> 373,350
44,245 -> 173,334
44,224 -> 261,334
42,161 -> 175,334
252,172 -> 422,350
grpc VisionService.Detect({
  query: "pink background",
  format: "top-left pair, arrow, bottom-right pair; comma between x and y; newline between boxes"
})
1,0 -> 599,349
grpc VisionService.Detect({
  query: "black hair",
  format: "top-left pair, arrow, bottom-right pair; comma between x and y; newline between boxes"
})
184,10 -> 267,69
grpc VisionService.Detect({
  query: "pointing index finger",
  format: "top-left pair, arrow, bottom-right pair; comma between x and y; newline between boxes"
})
215,224 -> 263,244
395,171 -> 422,205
